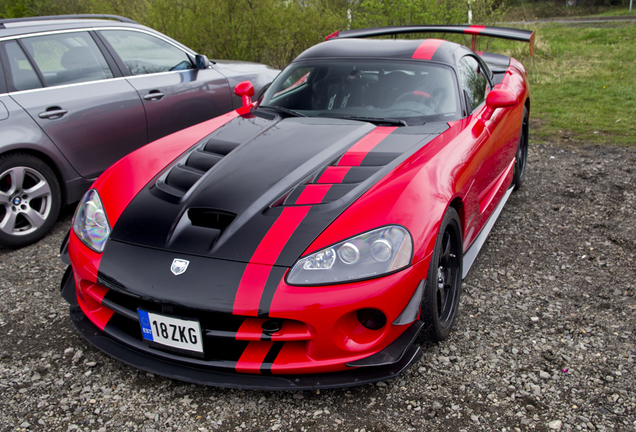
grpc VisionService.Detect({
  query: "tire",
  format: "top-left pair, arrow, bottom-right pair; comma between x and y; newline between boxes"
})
513,106 -> 529,191
0,153 -> 61,248
419,207 -> 463,341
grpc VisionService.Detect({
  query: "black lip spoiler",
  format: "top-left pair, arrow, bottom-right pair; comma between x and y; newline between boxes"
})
325,25 -> 535,56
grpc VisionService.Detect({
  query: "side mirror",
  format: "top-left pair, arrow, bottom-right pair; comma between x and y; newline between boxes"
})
482,89 -> 517,121
234,81 -> 255,111
195,54 -> 210,69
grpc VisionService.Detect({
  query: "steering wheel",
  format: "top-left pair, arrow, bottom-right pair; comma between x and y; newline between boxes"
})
394,91 -> 432,105
387,101 -> 435,116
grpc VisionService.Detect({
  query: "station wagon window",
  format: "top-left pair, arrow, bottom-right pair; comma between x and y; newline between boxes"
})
3,41 -> 42,91
19,32 -> 114,87
458,56 -> 489,113
100,30 -> 193,76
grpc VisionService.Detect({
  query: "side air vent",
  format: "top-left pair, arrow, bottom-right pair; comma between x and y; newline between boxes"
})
155,137 -> 241,199
165,165 -> 204,193
188,208 -> 236,231
204,139 -> 240,155
187,151 -> 223,172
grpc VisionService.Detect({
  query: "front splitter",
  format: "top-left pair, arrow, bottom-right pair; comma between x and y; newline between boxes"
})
69,305 -> 423,391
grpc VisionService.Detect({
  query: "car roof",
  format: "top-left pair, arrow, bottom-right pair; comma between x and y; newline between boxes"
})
2,15 -> 143,37
0,15 -> 194,54
293,38 -> 472,67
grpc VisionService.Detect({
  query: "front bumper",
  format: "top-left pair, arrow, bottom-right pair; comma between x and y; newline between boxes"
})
61,264 -> 424,390
68,302 -> 422,390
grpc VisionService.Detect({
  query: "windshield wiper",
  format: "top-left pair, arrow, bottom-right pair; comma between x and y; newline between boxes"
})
257,105 -> 307,118
341,116 -> 408,127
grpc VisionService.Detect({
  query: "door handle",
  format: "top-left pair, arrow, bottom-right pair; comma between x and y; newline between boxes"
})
143,91 -> 165,101
38,109 -> 68,119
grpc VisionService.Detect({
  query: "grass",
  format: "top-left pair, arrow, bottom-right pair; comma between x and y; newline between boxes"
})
504,1 -> 635,21
481,20 -> 636,147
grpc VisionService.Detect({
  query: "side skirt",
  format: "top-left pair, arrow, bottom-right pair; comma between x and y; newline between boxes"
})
462,186 -> 514,279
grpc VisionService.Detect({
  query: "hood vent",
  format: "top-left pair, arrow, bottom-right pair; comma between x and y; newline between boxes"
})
155,138 -> 241,199
188,208 -> 235,231
167,208 -> 237,254
274,162 -> 384,207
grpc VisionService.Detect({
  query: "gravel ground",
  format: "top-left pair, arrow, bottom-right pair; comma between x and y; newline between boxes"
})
0,140 -> 634,432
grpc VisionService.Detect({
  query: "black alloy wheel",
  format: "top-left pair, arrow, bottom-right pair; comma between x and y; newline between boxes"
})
420,207 -> 463,341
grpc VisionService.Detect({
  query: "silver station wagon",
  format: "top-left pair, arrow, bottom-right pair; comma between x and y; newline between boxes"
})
0,14 -> 278,248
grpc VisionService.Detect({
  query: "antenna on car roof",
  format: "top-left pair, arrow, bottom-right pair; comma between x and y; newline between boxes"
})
0,14 -> 138,29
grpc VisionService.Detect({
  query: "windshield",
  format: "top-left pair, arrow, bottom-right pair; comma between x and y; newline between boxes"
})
260,60 -> 462,125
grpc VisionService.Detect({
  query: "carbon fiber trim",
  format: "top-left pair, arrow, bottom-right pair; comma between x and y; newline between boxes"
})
69,304 -> 423,390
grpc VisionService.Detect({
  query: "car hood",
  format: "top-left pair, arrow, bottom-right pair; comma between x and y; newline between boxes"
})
106,114 -> 448,267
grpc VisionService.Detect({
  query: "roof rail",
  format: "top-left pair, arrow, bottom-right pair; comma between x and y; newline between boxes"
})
325,25 -> 535,56
0,14 -> 138,29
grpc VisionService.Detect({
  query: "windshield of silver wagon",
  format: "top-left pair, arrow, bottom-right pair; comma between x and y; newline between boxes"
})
259,60 -> 462,124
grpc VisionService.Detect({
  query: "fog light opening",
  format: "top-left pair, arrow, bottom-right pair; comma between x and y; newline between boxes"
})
356,308 -> 387,330
262,320 -> 282,335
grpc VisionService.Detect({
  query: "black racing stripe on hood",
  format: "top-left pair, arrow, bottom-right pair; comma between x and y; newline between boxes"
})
98,240 -> 247,314
274,124 -> 448,266
110,116 -> 375,262
108,118 -> 448,269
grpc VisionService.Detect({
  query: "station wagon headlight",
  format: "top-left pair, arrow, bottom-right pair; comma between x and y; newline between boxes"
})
72,189 -> 111,253
287,226 -> 412,286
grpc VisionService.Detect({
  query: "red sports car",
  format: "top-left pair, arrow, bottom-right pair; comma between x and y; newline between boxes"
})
60,25 -> 533,389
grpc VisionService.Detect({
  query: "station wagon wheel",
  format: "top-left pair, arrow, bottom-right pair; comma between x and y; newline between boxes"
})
420,207 -> 462,341
0,154 -> 61,249
513,106 -> 529,190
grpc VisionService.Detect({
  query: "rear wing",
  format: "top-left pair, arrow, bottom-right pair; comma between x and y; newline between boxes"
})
325,25 -> 535,56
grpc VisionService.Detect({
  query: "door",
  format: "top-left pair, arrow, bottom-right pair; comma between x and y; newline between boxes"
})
4,31 -> 147,179
97,29 -> 233,143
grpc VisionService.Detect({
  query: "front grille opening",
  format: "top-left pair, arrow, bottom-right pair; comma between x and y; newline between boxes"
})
188,208 -> 236,231
107,312 -> 250,362
100,287 -> 310,364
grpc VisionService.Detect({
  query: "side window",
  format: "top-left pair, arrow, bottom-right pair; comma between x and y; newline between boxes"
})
3,41 -> 42,91
100,30 -> 193,76
276,67 -> 312,96
458,56 -> 488,113
20,32 -> 114,87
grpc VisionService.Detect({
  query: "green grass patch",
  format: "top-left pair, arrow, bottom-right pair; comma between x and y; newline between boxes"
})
482,21 -> 636,147
504,1 -> 635,21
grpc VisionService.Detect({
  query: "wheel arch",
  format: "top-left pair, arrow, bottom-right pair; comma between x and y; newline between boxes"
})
448,197 -> 465,239
0,148 -> 67,205
524,98 -> 530,134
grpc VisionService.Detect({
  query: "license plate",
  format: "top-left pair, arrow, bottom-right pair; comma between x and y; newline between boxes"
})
138,310 -> 203,354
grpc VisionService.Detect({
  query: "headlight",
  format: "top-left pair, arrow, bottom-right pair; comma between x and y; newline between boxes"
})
287,226 -> 412,286
72,189 -> 111,253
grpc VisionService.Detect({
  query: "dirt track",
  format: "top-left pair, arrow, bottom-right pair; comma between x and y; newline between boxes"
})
0,137 -> 634,432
